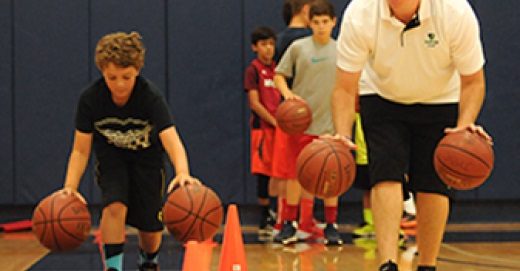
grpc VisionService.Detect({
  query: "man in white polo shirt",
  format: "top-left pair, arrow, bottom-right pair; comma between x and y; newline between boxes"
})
331,0 -> 492,270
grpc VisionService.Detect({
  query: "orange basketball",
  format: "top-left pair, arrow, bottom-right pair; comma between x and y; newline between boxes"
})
163,184 -> 223,242
434,130 -> 494,190
296,139 -> 356,198
32,192 -> 91,251
275,99 -> 312,134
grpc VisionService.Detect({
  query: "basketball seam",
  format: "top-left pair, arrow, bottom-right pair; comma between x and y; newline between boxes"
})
437,144 -> 492,168
35,206 -> 47,245
165,201 -> 222,229
164,201 -> 194,223
436,156 -> 489,178
196,189 -> 209,240
316,151 -> 333,197
179,186 -> 199,241
32,217 -> 91,226
297,144 -> 333,184
56,199 -> 89,244
329,145 -> 344,197
50,195 -> 61,251
198,205 -> 222,228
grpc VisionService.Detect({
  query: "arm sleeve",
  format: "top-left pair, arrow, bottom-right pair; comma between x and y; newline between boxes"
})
448,2 -> 485,75
275,43 -> 296,78
75,92 -> 94,133
336,6 -> 370,73
244,65 -> 258,92
151,95 -> 175,133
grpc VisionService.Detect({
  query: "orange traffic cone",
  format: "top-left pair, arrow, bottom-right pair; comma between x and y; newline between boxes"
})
182,240 -> 216,271
218,204 -> 247,271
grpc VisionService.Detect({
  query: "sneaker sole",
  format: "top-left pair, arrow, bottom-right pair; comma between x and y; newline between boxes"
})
281,235 -> 299,245
324,239 -> 344,245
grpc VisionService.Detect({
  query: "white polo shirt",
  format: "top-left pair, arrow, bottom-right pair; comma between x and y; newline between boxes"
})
337,0 -> 485,104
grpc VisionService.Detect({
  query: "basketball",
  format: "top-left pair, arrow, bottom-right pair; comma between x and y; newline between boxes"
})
296,138 -> 356,198
163,184 -> 223,242
434,130 -> 494,190
275,99 -> 312,134
32,192 -> 91,251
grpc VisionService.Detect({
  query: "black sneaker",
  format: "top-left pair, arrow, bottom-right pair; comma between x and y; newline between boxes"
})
258,212 -> 276,235
273,221 -> 298,245
379,260 -> 398,271
323,223 -> 343,245
138,262 -> 159,271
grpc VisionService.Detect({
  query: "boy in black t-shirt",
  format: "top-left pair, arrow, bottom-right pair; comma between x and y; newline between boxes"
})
59,31 -> 200,271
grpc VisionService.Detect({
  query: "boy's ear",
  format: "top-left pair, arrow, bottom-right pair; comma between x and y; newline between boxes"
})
251,44 -> 258,52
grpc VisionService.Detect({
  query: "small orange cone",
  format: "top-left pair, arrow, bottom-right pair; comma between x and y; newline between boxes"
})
182,240 -> 216,271
218,204 -> 247,271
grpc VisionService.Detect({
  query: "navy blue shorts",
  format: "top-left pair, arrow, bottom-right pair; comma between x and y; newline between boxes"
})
360,95 -> 457,196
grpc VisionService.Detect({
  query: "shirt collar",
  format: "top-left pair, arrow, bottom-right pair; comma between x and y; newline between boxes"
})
380,0 -> 431,22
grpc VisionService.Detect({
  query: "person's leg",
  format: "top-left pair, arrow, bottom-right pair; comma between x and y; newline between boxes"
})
273,179 -> 287,235
371,181 -> 403,265
271,128 -> 301,244
127,165 -> 166,271
352,114 -> 375,237
407,102 -> 457,271
137,231 -> 162,270
274,178 -> 301,244
101,202 -> 127,271
257,174 -> 273,234
96,164 -> 129,271
297,189 -> 319,241
353,189 -> 375,237
323,196 -> 342,245
416,193 -> 449,267
360,96 -> 410,268
295,135 -> 323,242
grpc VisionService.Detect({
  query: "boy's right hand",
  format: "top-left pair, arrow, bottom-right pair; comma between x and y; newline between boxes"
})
55,187 -> 87,205
167,173 -> 201,193
282,90 -> 302,101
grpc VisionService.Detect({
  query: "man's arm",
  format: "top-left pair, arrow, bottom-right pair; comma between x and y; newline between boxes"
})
332,68 -> 362,139
457,68 -> 485,128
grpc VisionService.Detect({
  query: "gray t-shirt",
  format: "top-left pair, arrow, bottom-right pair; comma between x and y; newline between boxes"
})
276,36 -> 336,135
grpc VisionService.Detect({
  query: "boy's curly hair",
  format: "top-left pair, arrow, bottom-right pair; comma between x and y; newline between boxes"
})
95,31 -> 145,71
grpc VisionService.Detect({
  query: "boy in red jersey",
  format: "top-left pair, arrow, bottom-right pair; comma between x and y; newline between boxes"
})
244,26 -> 282,236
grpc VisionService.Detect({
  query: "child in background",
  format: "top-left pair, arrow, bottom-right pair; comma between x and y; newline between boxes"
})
273,0 -> 342,246
271,0 -> 316,239
244,26 -> 282,236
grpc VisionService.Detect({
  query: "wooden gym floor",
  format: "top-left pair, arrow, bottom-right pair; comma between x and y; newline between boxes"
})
2,222 -> 520,271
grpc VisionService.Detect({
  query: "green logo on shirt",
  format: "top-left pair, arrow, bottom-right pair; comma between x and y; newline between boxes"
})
311,56 -> 328,63
425,33 -> 439,48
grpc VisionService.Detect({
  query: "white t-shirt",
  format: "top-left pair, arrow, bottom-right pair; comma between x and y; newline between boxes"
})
336,0 -> 485,104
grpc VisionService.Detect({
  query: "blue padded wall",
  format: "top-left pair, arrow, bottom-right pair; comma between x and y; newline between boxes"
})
13,0 -> 90,203
0,0 -> 13,204
470,0 -> 520,199
167,0 -> 248,203
90,0 -> 167,95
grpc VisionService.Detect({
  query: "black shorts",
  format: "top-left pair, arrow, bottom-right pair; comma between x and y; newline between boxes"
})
95,159 -> 166,232
360,95 -> 457,197
353,165 -> 371,190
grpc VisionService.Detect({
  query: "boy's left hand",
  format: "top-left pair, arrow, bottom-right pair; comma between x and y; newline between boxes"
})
167,173 -> 201,193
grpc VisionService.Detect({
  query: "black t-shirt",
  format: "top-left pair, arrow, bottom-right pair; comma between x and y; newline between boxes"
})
275,27 -> 312,62
75,76 -> 174,168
